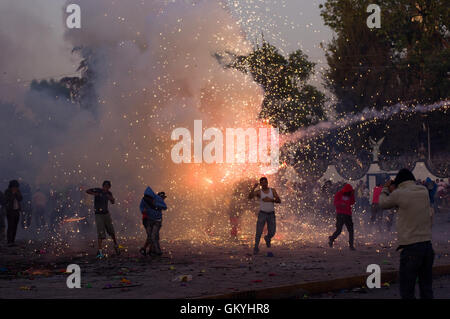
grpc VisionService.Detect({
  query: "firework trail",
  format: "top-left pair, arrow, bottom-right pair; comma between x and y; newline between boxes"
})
282,100 -> 450,146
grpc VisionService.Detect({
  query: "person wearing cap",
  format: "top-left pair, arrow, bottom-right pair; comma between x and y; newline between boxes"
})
4,180 -> 23,246
139,187 -> 167,256
328,183 -> 356,250
86,181 -> 120,258
379,168 -> 434,299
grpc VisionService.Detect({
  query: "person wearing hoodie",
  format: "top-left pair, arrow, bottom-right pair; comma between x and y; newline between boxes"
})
379,168 -> 434,299
4,180 -> 23,246
139,187 -> 167,256
328,183 -> 356,250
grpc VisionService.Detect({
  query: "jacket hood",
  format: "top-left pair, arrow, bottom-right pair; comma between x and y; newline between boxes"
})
342,184 -> 353,193
144,186 -> 156,197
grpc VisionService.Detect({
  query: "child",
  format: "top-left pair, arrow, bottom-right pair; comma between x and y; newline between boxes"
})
139,187 -> 167,256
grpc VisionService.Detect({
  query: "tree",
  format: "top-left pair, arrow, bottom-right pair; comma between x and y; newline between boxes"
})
320,0 -> 449,114
222,41 -> 327,133
30,47 -> 97,109
320,0 -> 449,174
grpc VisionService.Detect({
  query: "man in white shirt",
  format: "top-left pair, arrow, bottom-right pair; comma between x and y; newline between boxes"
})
249,177 -> 281,255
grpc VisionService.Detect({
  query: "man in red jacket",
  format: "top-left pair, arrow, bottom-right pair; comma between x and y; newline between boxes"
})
328,183 -> 356,250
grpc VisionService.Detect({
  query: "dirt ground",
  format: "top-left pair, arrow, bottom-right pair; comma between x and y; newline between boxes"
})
0,212 -> 449,299
311,275 -> 450,299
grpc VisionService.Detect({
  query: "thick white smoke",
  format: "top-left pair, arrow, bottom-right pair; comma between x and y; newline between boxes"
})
1,0 -> 264,239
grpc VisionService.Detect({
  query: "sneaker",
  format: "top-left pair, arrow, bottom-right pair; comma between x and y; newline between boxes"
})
264,236 -> 271,248
96,250 -> 105,259
253,247 -> 259,255
349,246 -> 356,251
328,236 -> 333,248
139,247 -> 147,256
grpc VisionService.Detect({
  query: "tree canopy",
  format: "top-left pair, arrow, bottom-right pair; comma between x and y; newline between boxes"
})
223,41 -> 327,133
320,0 -> 449,114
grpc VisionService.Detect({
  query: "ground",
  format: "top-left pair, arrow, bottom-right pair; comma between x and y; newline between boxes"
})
0,212 -> 449,299
311,275 -> 450,299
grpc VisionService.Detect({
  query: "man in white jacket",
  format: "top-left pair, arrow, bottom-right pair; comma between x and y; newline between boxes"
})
379,168 -> 434,299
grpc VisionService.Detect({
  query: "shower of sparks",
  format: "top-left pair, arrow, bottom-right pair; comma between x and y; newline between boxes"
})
0,0 -> 448,257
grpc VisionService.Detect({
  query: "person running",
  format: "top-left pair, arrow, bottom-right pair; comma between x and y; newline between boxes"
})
4,180 -> 22,246
249,177 -> 281,255
139,187 -> 167,256
328,183 -> 356,250
379,169 -> 434,299
86,181 -> 120,258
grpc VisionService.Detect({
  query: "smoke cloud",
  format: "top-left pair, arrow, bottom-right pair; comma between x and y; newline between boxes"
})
0,0 -> 265,239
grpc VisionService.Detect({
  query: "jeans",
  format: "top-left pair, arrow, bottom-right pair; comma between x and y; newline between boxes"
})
330,214 -> 354,247
255,211 -> 276,249
399,241 -> 434,299
144,218 -> 162,254
6,210 -> 20,244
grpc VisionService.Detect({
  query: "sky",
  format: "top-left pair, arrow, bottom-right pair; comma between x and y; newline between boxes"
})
0,0 -> 336,225
0,0 -> 332,88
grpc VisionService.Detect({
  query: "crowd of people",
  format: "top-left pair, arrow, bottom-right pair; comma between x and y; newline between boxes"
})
287,176 -> 450,232
323,169 -> 441,299
0,169 -> 449,299
0,180 -> 168,260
